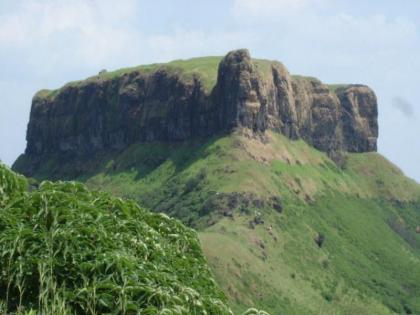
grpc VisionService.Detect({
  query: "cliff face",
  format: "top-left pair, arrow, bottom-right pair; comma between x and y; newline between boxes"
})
27,69 -> 217,156
213,50 -> 378,153
21,49 -> 378,167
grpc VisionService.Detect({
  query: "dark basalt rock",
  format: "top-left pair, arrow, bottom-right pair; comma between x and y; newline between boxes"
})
15,49 -> 378,175
336,85 -> 378,152
213,49 -> 268,132
211,49 -> 378,155
26,69 -> 217,156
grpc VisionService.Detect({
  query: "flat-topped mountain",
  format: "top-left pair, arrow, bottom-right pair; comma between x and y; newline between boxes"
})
18,49 -> 377,176
12,49 -> 420,315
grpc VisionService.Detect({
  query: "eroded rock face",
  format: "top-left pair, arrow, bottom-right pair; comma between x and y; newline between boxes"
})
213,49 -> 268,132
337,85 -> 378,152
18,49 -> 378,173
26,69 -> 218,156
212,49 -> 378,154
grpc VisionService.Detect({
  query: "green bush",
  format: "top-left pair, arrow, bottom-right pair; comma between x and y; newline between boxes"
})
0,165 -> 232,314
0,163 -> 27,207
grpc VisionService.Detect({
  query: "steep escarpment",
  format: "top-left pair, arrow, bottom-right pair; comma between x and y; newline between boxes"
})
15,49 -> 377,176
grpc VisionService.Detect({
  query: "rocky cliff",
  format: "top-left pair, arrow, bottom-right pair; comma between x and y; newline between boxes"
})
18,49 -> 378,172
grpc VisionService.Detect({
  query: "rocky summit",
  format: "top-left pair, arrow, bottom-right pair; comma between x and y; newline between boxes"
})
22,49 -> 377,170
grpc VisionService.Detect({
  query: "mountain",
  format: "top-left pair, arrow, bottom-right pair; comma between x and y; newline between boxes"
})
15,49 -> 376,172
0,163 -> 234,314
13,49 -> 420,314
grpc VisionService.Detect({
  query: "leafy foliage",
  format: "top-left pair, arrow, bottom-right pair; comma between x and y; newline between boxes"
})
0,163 -> 27,208
0,164 -> 233,314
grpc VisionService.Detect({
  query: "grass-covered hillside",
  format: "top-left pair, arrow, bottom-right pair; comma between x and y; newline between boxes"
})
15,130 -> 420,314
0,164 -> 235,314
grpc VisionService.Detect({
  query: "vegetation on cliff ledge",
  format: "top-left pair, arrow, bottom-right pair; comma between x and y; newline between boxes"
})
35,54 -> 344,100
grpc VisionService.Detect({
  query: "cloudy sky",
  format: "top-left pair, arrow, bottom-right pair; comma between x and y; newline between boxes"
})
0,0 -> 419,181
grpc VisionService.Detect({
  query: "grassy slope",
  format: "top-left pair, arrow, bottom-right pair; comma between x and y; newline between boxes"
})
19,131 -> 420,314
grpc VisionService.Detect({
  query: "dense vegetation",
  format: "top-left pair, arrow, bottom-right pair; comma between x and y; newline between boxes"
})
0,164 -> 235,314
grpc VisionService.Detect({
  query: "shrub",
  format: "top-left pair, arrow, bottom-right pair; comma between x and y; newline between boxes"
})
184,169 -> 207,193
0,165 -> 232,314
0,163 -> 27,207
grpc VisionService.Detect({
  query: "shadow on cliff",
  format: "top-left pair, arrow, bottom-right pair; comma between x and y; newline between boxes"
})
106,132 -> 227,181
14,132 -> 229,184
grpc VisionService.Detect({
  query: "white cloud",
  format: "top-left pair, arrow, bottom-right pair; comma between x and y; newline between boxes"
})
233,0 -> 327,20
232,0 -> 416,51
147,28 -> 256,62
0,0 -> 142,68
0,1 -> 253,73
323,14 -> 417,51
230,1 -> 418,78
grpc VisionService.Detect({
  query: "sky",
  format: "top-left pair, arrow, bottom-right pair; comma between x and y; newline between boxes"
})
0,0 -> 419,181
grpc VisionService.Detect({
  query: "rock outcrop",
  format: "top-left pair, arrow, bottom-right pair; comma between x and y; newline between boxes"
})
213,50 -> 378,154
17,49 -> 378,173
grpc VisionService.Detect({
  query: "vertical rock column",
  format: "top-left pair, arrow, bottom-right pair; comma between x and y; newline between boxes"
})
213,49 -> 268,132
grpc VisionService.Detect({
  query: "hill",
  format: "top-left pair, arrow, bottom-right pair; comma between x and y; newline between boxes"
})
15,129 -> 420,314
12,49 -> 420,314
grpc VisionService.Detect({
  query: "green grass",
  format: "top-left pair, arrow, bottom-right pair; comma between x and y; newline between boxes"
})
199,195 -> 420,314
0,162 -> 27,207
12,131 -> 420,314
291,75 -> 321,83
37,56 -> 223,99
291,75 -> 351,93
327,84 -> 351,93
33,54 -> 352,101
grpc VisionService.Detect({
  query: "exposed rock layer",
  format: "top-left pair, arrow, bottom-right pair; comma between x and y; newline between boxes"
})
22,49 -> 378,163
